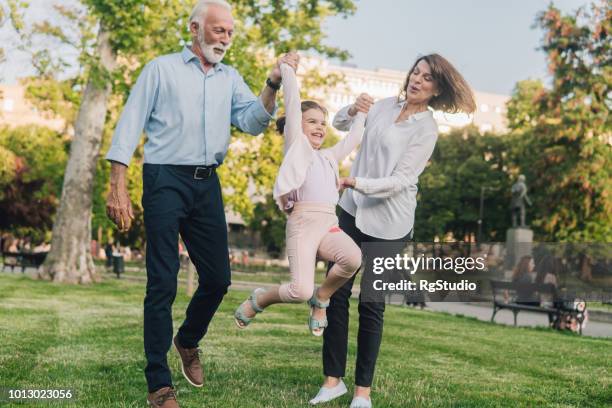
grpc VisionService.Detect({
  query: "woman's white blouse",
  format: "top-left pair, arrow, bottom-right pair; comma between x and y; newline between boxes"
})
333,97 -> 438,239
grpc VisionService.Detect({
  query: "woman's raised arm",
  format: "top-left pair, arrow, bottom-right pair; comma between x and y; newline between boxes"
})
353,132 -> 438,198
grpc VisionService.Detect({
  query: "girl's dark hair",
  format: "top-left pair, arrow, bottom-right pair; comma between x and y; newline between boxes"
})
276,100 -> 328,134
399,53 -> 476,114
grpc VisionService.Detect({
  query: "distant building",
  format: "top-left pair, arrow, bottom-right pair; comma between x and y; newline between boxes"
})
0,84 -> 65,131
298,56 -> 510,134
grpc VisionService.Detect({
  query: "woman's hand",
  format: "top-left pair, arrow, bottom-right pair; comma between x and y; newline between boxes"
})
348,93 -> 374,116
338,177 -> 356,191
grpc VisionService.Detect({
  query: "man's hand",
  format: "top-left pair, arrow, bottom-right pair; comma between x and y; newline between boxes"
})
106,162 -> 134,233
348,93 -> 374,117
269,51 -> 300,83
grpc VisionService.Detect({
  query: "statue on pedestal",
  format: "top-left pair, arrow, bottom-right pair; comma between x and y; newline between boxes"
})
511,174 -> 532,228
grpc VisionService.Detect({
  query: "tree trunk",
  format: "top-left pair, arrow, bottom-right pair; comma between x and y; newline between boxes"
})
40,26 -> 116,284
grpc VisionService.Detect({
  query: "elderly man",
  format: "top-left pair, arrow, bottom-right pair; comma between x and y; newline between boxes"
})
105,1 -> 297,406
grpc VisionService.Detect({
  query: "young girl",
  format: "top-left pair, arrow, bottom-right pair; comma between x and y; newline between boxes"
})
234,56 -> 366,336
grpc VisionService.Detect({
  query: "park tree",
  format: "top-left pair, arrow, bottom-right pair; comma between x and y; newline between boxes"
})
414,126 -> 513,243
8,0 -> 356,282
0,125 -> 68,241
506,79 -> 545,131
507,1 -> 611,241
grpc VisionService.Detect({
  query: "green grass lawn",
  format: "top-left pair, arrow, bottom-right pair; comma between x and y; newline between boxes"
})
0,274 -> 610,408
99,264 -> 335,286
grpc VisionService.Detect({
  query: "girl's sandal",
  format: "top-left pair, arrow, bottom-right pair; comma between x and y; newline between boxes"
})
234,288 -> 265,329
308,289 -> 330,336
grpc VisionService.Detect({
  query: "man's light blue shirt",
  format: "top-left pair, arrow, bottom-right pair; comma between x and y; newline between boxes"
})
106,47 -> 275,166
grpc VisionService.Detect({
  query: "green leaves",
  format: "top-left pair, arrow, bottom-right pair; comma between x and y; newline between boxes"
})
0,125 -> 68,234
12,0 -> 356,248
507,1 -> 612,241
506,80 -> 545,131
7,0 -> 28,33
414,127 -> 513,242
0,145 -> 18,189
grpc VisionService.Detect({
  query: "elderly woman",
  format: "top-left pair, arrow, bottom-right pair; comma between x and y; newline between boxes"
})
310,54 -> 476,408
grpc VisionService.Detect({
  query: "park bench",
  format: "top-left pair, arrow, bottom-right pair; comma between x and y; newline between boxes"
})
2,251 -> 48,273
490,279 -> 586,335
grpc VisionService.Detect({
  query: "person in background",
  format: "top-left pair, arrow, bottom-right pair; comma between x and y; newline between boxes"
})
512,255 -> 537,306
536,256 -> 588,332
535,254 -> 560,307
0,232 -> 8,253
8,239 -> 19,253
123,245 -> 132,261
104,242 -> 113,270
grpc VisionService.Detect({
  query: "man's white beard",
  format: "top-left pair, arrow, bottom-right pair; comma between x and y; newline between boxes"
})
197,29 -> 230,64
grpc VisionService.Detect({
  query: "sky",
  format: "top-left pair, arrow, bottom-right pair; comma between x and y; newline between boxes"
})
1,0 -> 591,95
322,0 -> 590,94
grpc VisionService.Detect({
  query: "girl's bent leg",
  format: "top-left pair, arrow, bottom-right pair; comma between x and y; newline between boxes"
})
317,228 -> 362,300
310,228 -> 361,335
279,213 -> 318,303
256,286 -> 283,308
236,286 -> 283,322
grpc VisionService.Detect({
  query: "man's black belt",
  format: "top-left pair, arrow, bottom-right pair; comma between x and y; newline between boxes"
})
166,164 -> 217,179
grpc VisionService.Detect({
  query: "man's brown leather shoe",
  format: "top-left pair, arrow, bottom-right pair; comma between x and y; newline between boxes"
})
147,387 -> 179,408
173,335 -> 204,387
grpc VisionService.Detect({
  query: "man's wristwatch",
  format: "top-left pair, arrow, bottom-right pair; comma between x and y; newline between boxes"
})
266,77 -> 281,91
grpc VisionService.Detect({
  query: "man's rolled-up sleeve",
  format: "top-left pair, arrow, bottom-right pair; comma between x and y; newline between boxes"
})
230,71 -> 276,135
106,61 -> 160,166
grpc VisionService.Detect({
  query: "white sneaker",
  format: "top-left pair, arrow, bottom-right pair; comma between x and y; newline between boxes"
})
309,380 -> 348,405
350,396 -> 372,408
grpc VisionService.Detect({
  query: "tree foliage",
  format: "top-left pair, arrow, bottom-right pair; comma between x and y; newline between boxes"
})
8,1 -> 356,257
506,1 -> 611,241
414,126 -> 513,242
0,125 -> 68,239
506,79 -> 545,131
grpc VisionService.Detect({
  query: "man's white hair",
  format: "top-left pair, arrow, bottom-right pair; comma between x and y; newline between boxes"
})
188,0 -> 232,26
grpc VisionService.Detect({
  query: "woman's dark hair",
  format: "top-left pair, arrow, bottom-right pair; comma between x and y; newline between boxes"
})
399,53 -> 476,114
511,255 -> 533,281
535,255 -> 563,284
276,100 -> 328,134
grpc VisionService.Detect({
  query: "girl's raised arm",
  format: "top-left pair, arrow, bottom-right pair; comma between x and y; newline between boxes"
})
280,63 -> 306,152
325,112 -> 366,163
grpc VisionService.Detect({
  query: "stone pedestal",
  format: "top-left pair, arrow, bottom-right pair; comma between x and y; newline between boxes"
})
504,228 -> 534,277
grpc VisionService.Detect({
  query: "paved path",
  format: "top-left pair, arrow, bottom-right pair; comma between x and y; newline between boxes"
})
4,268 -> 610,338
422,301 -> 611,338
